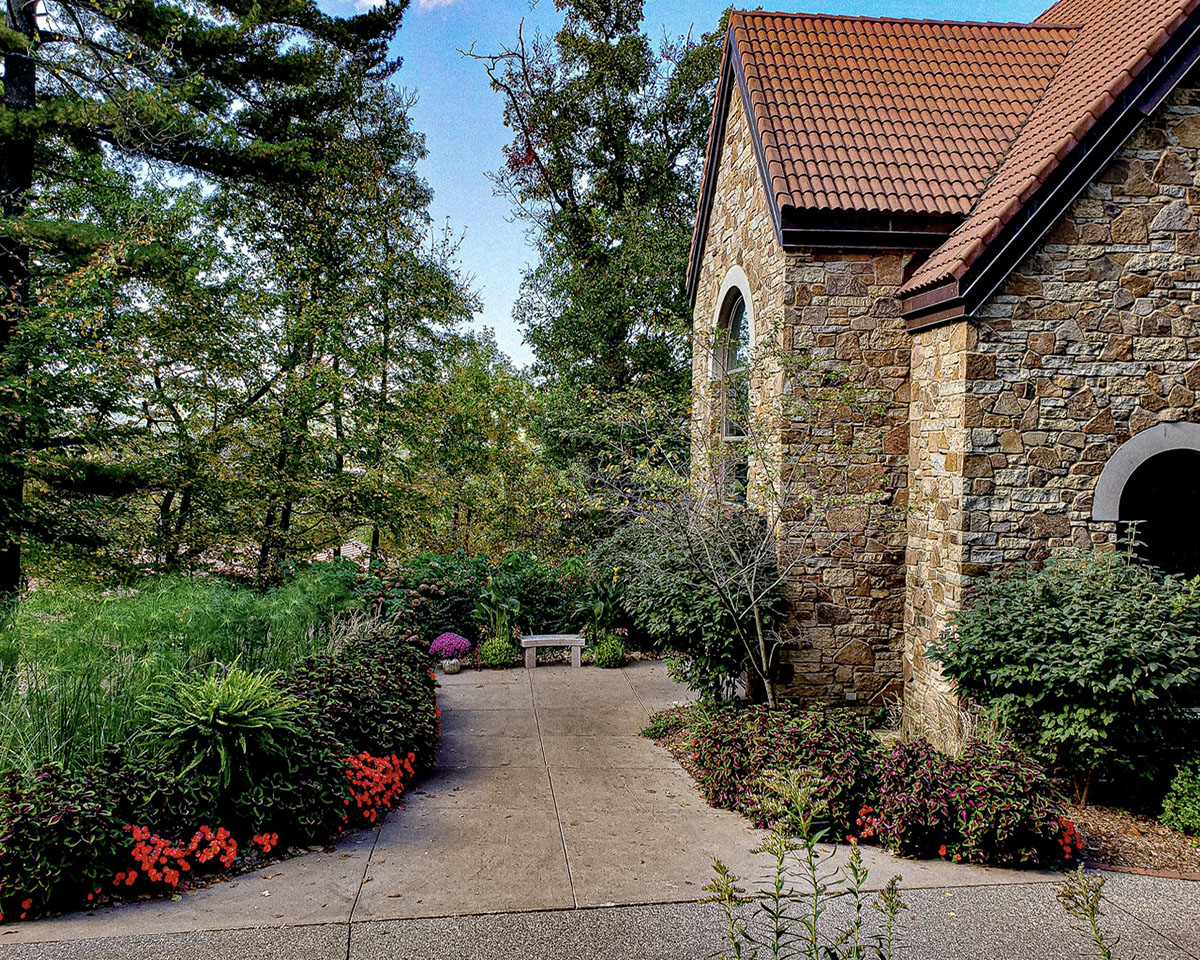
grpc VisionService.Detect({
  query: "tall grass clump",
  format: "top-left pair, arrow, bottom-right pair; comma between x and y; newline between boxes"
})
0,561 -> 358,773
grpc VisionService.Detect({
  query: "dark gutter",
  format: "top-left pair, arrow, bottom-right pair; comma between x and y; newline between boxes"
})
903,7 -> 1200,329
731,38 -> 785,252
685,32 -> 735,308
781,209 -> 960,251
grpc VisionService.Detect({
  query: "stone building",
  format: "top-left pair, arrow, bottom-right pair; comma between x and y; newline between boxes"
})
688,0 -> 1200,719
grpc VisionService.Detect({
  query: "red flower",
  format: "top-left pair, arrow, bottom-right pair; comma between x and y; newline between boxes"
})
938,845 -> 947,857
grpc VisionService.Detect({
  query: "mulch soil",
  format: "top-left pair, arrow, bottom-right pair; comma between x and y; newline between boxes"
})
643,706 -> 1200,877
1067,803 -> 1200,876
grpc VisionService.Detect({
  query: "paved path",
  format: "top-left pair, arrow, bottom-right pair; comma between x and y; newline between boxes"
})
5,661 -> 1198,958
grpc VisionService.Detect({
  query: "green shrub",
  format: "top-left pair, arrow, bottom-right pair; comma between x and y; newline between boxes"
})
142,665 -> 303,790
475,579 -> 521,645
493,551 -> 583,633
102,750 -> 219,843
478,634 -> 518,668
874,738 -> 1072,866
374,551 -> 491,643
930,550 -> 1200,800
593,523 -> 766,699
1161,760 -> 1200,836
370,551 -> 585,644
592,630 -> 626,668
690,706 -> 878,832
0,762 -> 128,923
224,721 -> 350,843
286,626 -> 440,765
574,570 -> 623,635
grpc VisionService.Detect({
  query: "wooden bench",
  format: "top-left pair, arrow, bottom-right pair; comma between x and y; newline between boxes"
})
521,634 -> 585,669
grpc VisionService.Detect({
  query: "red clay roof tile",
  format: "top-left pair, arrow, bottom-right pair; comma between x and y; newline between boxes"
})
693,1 -> 1200,307
731,10 -> 1079,217
901,0 -> 1200,296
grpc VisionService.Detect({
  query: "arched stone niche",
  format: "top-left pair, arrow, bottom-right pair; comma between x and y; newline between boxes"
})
1093,422 -> 1200,577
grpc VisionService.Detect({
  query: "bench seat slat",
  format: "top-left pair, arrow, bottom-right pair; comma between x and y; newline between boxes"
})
520,634 -> 585,648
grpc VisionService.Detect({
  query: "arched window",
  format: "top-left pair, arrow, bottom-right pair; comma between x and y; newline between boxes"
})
1093,422 -> 1200,577
718,288 -> 751,440
1117,449 -> 1200,577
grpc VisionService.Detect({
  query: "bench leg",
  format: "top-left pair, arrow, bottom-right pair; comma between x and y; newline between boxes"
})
525,647 -> 536,669
571,645 -> 582,668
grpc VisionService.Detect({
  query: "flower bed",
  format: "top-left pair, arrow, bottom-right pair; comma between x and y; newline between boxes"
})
0,614 -> 439,923
663,705 -> 1075,869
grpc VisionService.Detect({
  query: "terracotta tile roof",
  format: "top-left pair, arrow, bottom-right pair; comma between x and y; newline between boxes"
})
900,0 -> 1200,297
733,11 -> 1080,217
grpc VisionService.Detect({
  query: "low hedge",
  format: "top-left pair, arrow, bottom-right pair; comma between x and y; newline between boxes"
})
0,618 -> 439,923
686,706 -> 1076,868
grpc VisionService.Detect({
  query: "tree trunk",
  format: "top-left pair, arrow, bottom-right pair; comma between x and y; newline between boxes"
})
0,0 -> 39,602
752,603 -> 777,707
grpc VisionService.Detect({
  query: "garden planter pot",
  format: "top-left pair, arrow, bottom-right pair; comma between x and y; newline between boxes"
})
441,658 -> 461,674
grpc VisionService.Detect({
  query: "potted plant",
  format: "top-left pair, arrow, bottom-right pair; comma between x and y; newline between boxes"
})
430,632 -> 471,673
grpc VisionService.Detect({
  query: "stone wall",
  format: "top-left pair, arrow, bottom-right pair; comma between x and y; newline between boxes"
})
695,74 -> 1200,718
690,84 -> 787,420
903,82 -> 1200,708
772,251 -> 916,708
963,82 -> 1200,567
691,87 -> 914,708
903,320 -> 971,720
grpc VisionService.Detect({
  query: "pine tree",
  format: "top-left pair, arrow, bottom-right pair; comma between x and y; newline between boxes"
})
0,0 -> 407,597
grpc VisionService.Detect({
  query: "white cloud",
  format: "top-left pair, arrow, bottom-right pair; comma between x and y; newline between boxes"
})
351,0 -> 457,13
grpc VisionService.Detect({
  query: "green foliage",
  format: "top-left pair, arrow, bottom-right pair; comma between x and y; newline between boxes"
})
476,0 -> 724,415
595,522 -> 775,700
0,589 -> 441,919
223,720 -> 350,844
378,551 -> 492,642
0,563 -> 356,771
706,771 -> 905,960
0,0 -> 412,595
373,551 -> 585,644
142,666 -> 303,791
687,706 -> 1072,867
494,551 -> 584,634
641,709 -> 688,740
930,550 -> 1200,800
1160,759 -> 1200,836
474,578 -> 521,644
478,634 -> 520,669
0,763 -> 128,924
574,568 -> 623,635
286,622 -> 440,764
873,738 -> 1071,866
690,706 -> 879,833
1057,868 -> 1121,960
591,630 -> 626,669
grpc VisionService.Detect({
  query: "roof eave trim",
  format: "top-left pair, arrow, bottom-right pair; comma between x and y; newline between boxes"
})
730,36 -> 786,251
901,6 -> 1200,328
903,281 -> 965,329
686,24 -> 785,308
685,31 -> 736,308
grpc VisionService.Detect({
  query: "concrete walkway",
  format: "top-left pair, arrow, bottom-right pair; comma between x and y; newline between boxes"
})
5,661 -> 1198,959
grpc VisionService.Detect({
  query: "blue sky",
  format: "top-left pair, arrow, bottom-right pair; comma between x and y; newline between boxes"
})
323,0 -> 1049,366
